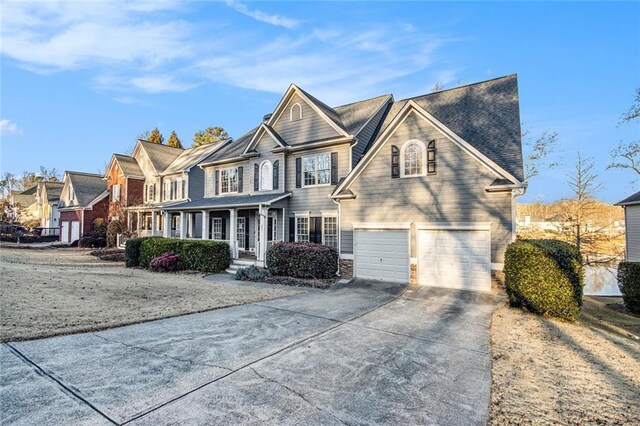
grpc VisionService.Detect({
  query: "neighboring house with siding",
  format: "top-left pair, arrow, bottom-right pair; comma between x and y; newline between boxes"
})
615,191 -> 640,262
36,181 -> 64,235
58,171 -> 109,243
162,75 -> 525,291
8,185 -> 38,225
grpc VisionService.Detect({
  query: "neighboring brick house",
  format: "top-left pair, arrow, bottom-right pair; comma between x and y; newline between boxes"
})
103,154 -> 145,227
164,75 -> 526,291
58,171 -> 109,243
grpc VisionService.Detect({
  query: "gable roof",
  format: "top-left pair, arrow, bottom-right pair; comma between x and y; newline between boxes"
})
11,191 -> 36,207
42,181 -> 64,203
162,142 -> 228,175
138,140 -> 184,174
198,127 -> 259,166
295,86 -> 348,133
66,171 -> 108,207
108,154 -> 144,177
333,94 -> 392,136
615,190 -> 640,206
371,75 -> 523,182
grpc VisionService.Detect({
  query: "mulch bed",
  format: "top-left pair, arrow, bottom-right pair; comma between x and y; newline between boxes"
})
90,248 -> 125,262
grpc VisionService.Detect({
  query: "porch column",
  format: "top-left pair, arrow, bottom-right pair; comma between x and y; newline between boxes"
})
179,212 -> 187,239
163,212 -> 171,238
136,211 -> 141,234
259,205 -> 269,262
151,211 -> 157,235
201,211 -> 209,240
127,211 -> 132,231
229,208 -> 237,259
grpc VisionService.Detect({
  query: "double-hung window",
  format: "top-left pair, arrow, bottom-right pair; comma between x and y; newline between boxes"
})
323,216 -> 338,249
303,154 -> 331,187
296,217 -> 309,242
112,184 -> 121,202
212,218 -> 223,240
221,168 -> 238,194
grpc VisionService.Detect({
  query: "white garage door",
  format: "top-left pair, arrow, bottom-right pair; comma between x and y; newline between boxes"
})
418,229 -> 491,291
71,221 -> 80,242
354,230 -> 409,283
60,221 -> 70,243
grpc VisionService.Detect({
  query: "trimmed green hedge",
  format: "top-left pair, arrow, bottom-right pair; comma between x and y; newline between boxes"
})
125,237 -> 160,267
266,242 -> 338,279
504,239 -> 584,321
139,238 -> 230,273
617,262 -> 640,313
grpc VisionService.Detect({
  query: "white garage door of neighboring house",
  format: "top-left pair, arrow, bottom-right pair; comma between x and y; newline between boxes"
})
61,221 -> 70,243
418,227 -> 491,291
354,228 -> 409,283
71,221 -> 80,242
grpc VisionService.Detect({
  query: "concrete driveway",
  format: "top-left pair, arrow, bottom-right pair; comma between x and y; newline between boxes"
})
1,279 -> 501,425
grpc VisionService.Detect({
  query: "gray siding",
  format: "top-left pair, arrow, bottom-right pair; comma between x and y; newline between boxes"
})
272,93 -> 341,145
339,111 -> 514,264
626,205 -> 640,262
352,101 -> 389,168
249,132 -> 286,196
285,144 -> 349,215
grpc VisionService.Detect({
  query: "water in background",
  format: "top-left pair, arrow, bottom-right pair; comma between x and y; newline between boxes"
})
584,266 -> 622,296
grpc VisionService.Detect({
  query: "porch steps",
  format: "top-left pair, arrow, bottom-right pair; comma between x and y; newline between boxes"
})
225,258 -> 257,275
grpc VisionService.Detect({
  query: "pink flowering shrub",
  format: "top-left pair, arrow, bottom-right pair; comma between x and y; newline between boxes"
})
149,252 -> 181,272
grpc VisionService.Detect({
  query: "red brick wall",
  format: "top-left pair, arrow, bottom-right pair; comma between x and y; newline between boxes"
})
105,160 -> 144,228
59,196 -> 109,241
59,210 -> 81,242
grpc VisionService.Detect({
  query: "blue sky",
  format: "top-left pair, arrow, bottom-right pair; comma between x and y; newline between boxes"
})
1,1 -> 638,203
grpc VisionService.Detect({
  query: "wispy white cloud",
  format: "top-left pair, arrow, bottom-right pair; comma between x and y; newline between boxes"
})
0,119 -> 23,136
131,75 -> 197,93
226,1 -> 299,29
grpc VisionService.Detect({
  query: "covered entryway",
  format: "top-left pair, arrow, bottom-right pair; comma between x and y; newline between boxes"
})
417,224 -> 491,291
354,226 -> 410,283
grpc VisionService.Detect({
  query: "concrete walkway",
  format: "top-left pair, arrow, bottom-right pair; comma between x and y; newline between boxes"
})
1,280 -> 501,425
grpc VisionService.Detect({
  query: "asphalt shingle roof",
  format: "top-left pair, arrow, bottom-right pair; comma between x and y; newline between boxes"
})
199,127 -> 259,165
43,182 -> 64,203
162,143 -> 226,175
140,141 -> 184,173
616,190 -> 640,206
114,154 -> 144,177
164,192 -> 291,210
67,172 -> 108,207
333,94 -> 391,136
372,75 -> 524,182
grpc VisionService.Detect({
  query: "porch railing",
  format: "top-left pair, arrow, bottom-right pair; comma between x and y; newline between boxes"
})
138,230 -> 163,237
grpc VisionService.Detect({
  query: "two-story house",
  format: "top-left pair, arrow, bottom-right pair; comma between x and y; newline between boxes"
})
58,171 -> 109,243
104,140 -> 224,236
162,75 -> 525,291
36,181 -> 64,235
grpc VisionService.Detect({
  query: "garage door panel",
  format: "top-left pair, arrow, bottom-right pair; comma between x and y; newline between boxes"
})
418,229 -> 491,291
355,230 -> 409,283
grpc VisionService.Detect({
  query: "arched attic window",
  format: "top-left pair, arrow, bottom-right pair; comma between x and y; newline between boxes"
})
290,103 -> 302,121
260,160 -> 273,190
400,139 -> 427,177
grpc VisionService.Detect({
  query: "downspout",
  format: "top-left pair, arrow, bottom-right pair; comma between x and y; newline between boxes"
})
332,197 -> 341,277
511,185 -> 527,241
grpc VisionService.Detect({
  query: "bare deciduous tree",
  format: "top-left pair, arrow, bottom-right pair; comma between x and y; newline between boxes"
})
608,87 -> 639,177
565,152 -> 602,252
522,127 -> 560,181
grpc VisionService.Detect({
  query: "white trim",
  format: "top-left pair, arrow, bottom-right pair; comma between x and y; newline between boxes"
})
267,85 -> 350,138
293,211 -> 310,217
333,100 -> 522,197
400,139 -> 427,178
491,263 -> 504,270
353,222 -> 411,230
272,136 -> 352,153
340,253 -> 354,260
321,215 -> 339,250
320,210 -> 338,217
290,102 -> 302,121
219,167 -> 240,195
301,153 -> 332,188
410,257 -> 418,265
243,123 -> 287,155
415,222 -> 492,231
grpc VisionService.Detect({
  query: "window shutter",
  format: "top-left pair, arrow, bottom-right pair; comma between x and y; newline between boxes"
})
330,152 -> 338,185
295,158 -> 302,188
273,160 -> 279,190
214,170 -> 219,196
238,166 -> 244,193
181,180 -> 186,198
391,145 -> 400,178
289,217 -> 295,242
427,140 -> 436,175
254,163 -> 259,191
221,218 -> 227,240
153,184 -> 156,201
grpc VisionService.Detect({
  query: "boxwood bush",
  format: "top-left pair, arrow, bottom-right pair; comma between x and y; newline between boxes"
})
266,242 -> 338,279
617,262 -> 640,313
139,238 -> 230,273
504,239 -> 584,321
125,236 -> 160,267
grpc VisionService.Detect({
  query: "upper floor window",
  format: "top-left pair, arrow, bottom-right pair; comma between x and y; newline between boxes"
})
112,184 -> 121,202
221,168 -> 238,194
303,153 -> 331,187
290,103 -> 302,121
260,161 -> 273,191
400,140 -> 427,178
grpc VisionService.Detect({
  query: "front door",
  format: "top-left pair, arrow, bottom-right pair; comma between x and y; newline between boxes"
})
237,217 -> 246,250
309,217 -> 322,244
